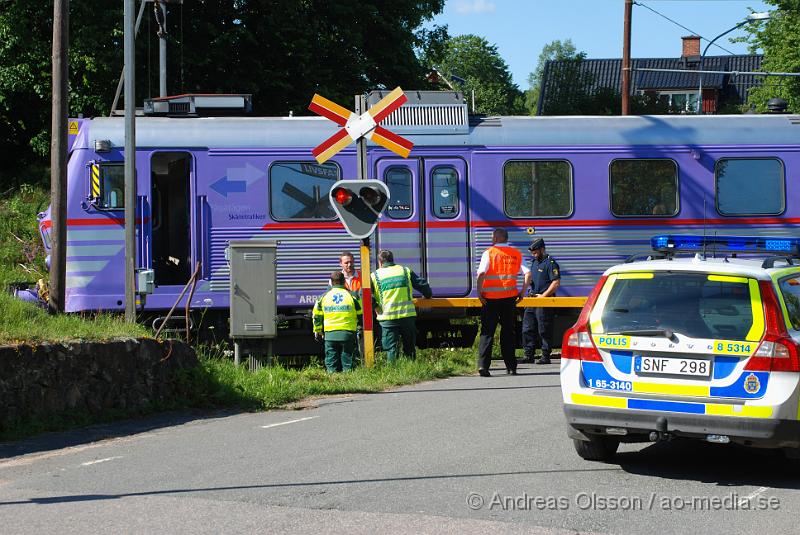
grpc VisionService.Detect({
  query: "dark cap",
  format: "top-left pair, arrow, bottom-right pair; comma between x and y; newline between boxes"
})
528,238 -> 545,251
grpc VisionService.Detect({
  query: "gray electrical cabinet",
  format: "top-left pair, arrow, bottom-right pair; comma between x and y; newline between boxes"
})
229,241 -> 278,363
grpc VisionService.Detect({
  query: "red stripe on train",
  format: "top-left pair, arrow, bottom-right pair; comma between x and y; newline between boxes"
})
45,216 -> 800,232
381,217 -> 800,229
42,217 -> 150,229
472,217 -> 800,227
262,222 -> 344,230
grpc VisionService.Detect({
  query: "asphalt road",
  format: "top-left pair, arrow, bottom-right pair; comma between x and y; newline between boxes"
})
1,359 -> 798,534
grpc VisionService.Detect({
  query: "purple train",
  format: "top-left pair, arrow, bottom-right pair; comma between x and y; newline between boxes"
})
37,93 -> 800,352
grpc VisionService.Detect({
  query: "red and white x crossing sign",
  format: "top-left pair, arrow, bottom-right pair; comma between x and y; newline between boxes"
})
308,87 -> 414,164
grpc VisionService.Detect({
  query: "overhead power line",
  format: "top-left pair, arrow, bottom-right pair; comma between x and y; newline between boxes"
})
634,0 -> 739,56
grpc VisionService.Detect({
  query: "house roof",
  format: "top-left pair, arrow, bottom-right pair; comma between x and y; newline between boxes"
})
539,54 -> 762,114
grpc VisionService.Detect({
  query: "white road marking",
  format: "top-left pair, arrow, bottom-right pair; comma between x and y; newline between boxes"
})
0,443 -> 116,469
739,486 -> 769,506
261,416 -> 318,429
0,432 -> 162,470
80,456 -> 123,466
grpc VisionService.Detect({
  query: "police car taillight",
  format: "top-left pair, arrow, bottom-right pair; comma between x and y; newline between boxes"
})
562,330 -> 602,361
745,280 -> 800,373
562,276 -> 607,362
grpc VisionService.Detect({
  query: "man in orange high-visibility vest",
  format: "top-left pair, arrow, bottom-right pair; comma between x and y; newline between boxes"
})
328,252 -> 362,293
339,251 -> 362,293
476,228 -> 531,376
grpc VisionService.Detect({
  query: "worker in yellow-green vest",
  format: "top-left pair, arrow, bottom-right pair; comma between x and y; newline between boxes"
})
313,271 -> 363,373
371,250 -> 432,363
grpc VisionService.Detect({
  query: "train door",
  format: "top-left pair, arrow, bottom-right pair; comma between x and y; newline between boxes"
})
376,157 -> 471,296
150,152 -> 193,286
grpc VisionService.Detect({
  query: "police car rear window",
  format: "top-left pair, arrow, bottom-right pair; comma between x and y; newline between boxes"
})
599,272 -> 757,341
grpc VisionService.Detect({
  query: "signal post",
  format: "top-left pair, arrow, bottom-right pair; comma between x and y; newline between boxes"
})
308,88 -> 413,367
355,94 -> 372,366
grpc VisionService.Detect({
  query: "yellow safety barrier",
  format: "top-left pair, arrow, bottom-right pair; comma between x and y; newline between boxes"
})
413,297 -> 587,308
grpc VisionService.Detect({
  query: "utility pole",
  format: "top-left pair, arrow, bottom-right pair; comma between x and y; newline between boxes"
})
49,0 -> 69,314
124,0 -> 137,322
622,0 -> 633,116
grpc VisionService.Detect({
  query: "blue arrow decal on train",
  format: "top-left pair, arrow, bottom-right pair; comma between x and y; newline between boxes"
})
211,164 -> 265,197
211,176 -> 247,197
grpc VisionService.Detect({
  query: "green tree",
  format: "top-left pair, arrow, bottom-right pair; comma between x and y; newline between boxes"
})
0,0 -> 445,189
742,0 -> 800,112
422,34 -> 524,115
525,39 -> 581,114
0,2 -> 125,187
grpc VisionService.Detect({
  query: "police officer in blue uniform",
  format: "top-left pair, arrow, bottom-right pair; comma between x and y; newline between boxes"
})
522,238 -> 561,365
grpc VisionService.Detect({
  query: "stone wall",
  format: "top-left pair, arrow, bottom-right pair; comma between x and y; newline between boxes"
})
0,338 -> 198,431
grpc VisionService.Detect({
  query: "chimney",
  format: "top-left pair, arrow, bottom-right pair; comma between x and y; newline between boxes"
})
682,36 -> 701,58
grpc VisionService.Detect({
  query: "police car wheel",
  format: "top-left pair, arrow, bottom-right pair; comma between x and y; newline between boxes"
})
572,436 -> 620,462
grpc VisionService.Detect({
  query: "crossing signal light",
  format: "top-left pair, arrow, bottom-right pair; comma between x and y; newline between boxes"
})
328,179 -> 390,239
333,187 -> 353,206
359,186 -> 383,207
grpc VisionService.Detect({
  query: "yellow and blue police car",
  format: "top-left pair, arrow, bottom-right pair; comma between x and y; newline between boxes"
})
561,235 -> 800,462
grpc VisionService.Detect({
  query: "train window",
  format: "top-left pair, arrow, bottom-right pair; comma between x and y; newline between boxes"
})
384,167 -> 413,219
269,161 -> 340,220
431,166 -> 459,219
716,158 -> 784,216
610,159 -> 678,217
93,163 -> 124,210
503,160 -> 572,217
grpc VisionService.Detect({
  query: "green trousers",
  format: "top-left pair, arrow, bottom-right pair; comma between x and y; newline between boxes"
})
324,333 -> 357,372
380,317 -> 417,363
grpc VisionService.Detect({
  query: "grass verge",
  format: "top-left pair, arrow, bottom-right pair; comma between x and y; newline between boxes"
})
179,345 -> 476,410
0,291 -> 149,344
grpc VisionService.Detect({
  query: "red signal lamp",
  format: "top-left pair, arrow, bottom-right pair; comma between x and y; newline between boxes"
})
333,187 -> 353,206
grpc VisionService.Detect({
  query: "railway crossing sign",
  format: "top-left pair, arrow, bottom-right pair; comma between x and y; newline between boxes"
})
308,87 -> 413,164
308,88 -> 412,369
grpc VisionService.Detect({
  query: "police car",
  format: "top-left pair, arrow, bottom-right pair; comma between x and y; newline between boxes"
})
561,235 -> 800,462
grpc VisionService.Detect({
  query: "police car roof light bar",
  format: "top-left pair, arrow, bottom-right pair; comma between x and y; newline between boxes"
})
650,235 -> 800,256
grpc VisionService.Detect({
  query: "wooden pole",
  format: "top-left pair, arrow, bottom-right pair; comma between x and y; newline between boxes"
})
49,0 -> 69,314
622,0 -> 633,116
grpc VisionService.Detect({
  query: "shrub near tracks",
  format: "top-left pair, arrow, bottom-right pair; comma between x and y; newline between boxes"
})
0,184 -> 48,288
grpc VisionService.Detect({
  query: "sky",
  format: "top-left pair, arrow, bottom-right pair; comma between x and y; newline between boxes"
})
428,0 -> 772,89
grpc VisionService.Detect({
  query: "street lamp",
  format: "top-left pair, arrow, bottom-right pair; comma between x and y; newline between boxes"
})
697,11 -> 770,114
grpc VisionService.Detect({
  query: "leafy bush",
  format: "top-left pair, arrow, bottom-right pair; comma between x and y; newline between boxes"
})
0,184 -> 49,287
